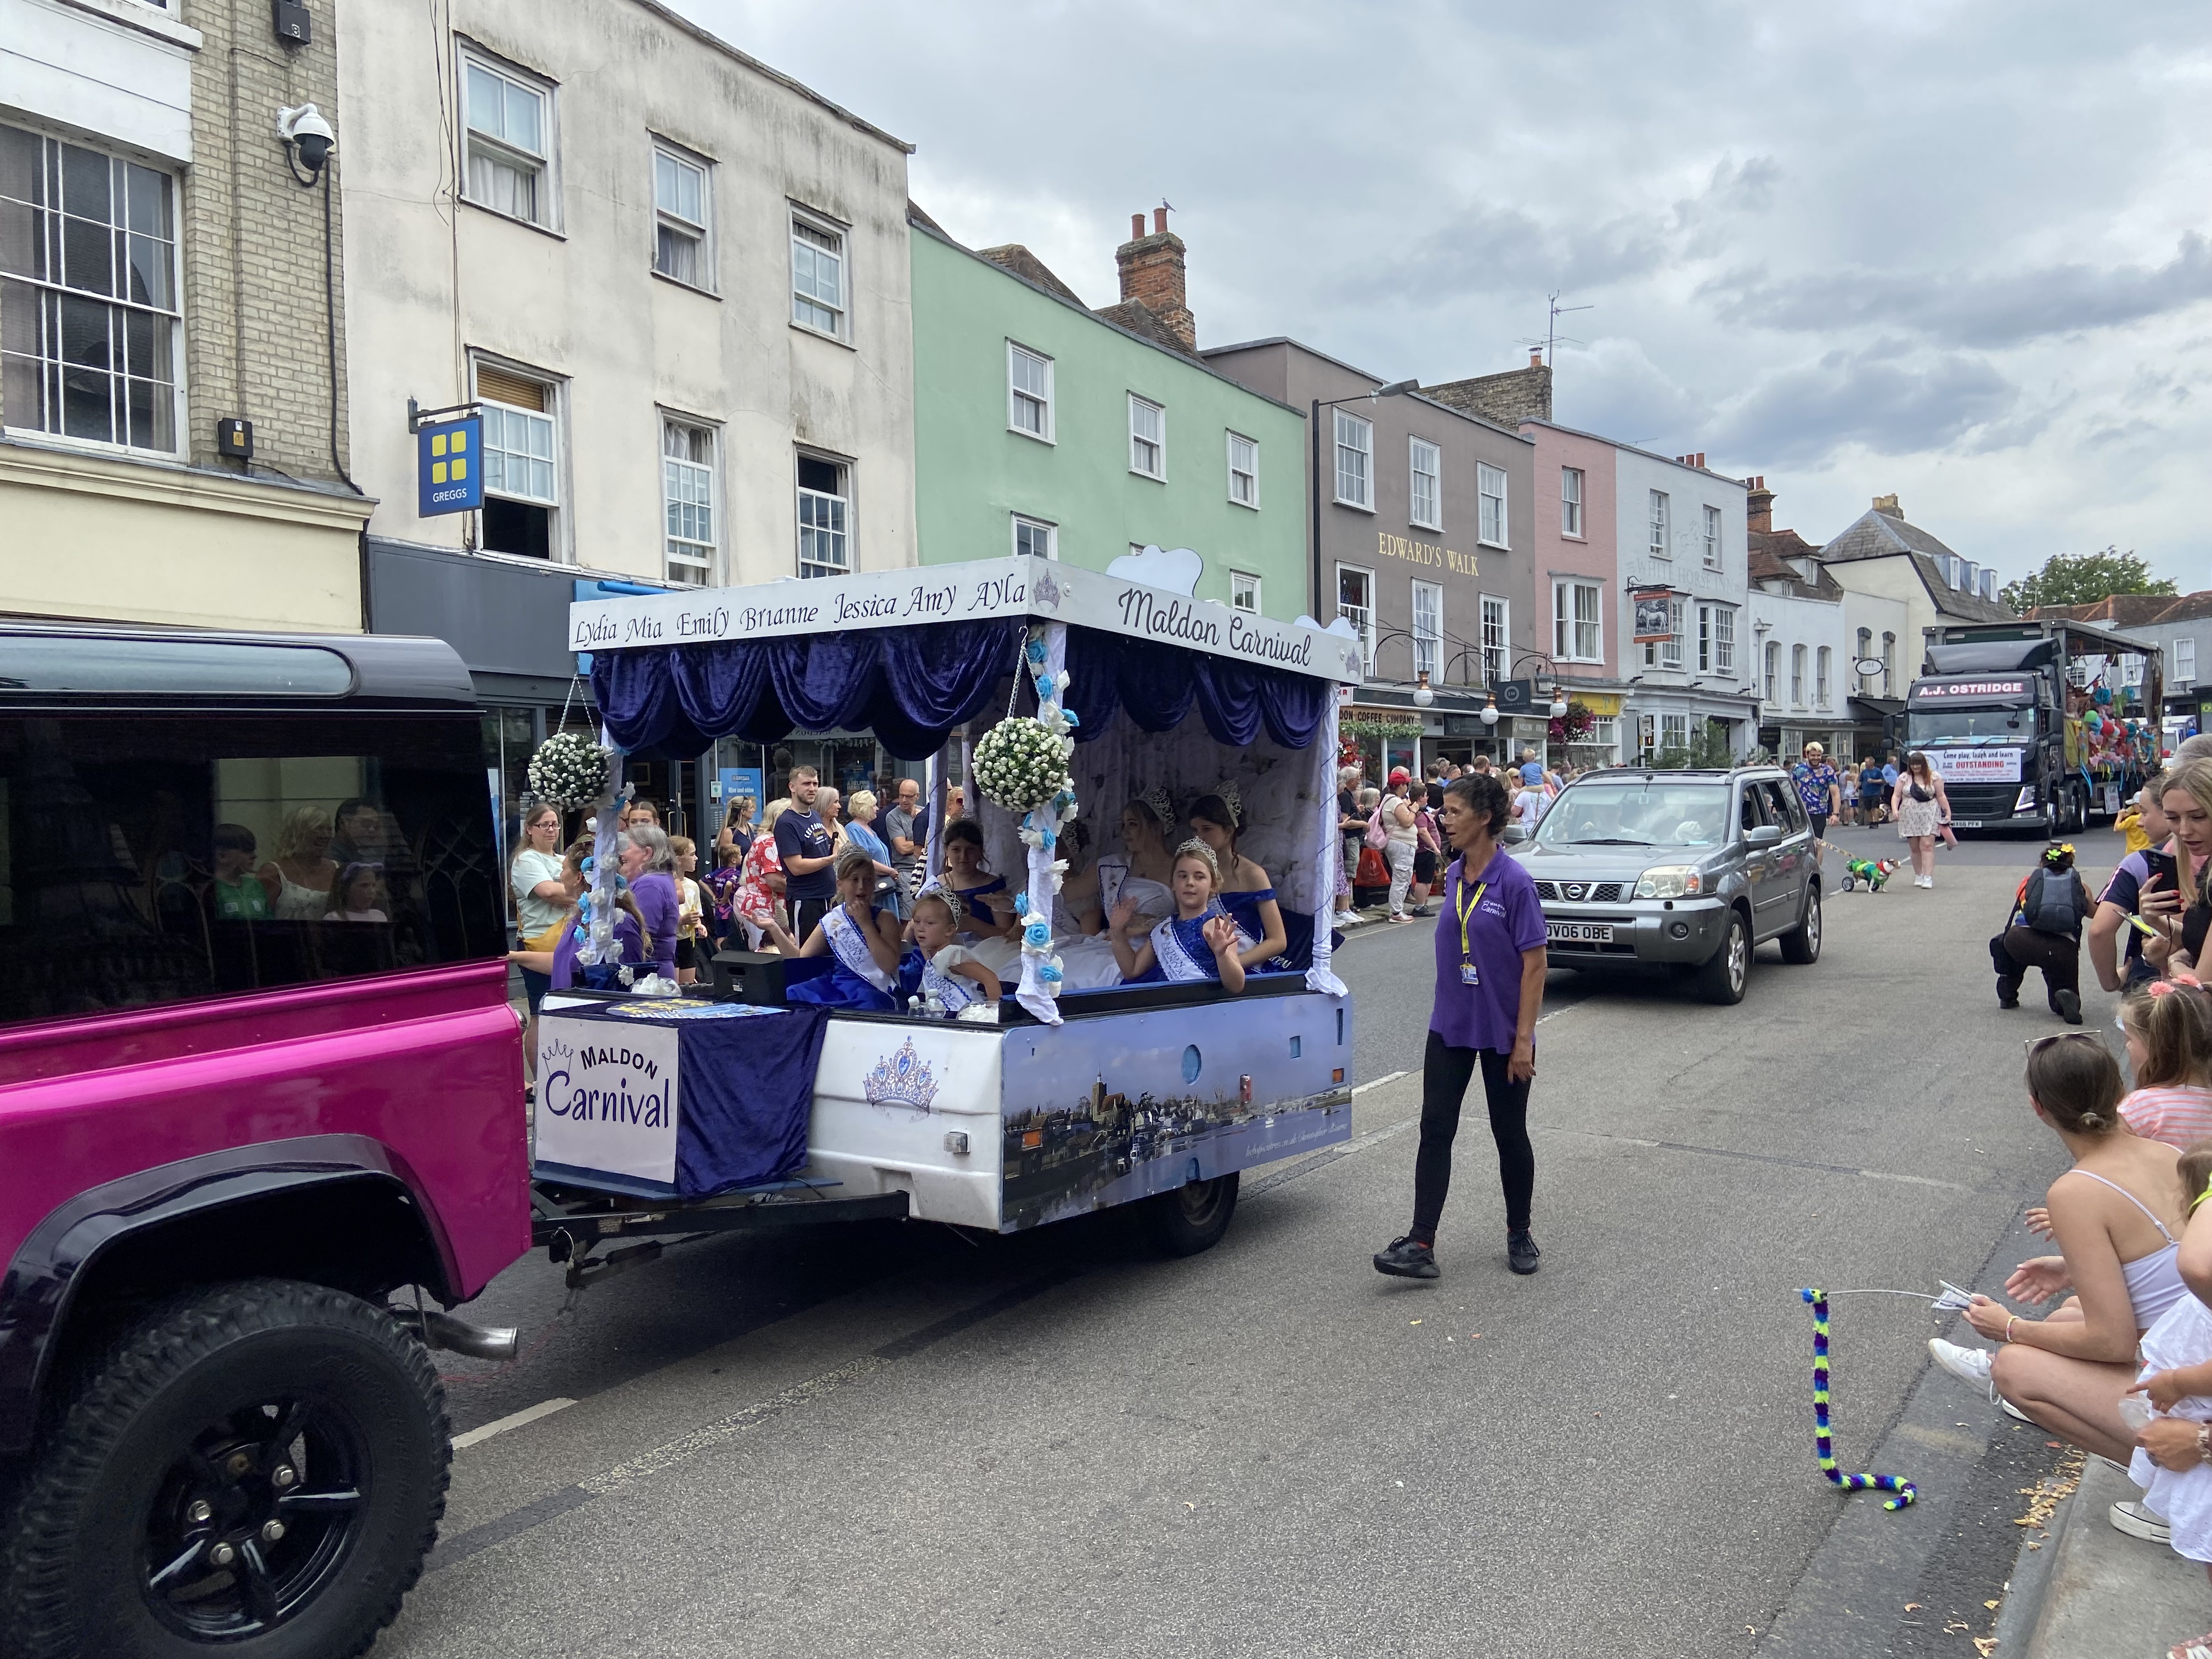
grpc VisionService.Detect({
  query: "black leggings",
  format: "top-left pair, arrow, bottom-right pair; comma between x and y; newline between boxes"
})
1411,1030 -> 1534,1242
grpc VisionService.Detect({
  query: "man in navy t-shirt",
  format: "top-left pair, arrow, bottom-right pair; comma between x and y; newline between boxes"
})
774,765 -> 838,944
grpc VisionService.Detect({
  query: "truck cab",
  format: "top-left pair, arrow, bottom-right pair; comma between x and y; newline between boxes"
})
1907,622 -> 2163,834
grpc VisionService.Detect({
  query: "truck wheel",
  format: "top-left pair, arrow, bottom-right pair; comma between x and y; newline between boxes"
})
1142,1173 -> 1239,1257
0,1279 -> 448,1659
1779,885 -> 1822,965
1694,910 -> 1751,1005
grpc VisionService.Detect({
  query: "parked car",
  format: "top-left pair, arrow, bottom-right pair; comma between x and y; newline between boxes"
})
1516,766 -> 1822,1003
0,625 -> 532,1659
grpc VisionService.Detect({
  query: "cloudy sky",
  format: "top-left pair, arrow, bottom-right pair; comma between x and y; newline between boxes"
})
680,0 -> 2211,589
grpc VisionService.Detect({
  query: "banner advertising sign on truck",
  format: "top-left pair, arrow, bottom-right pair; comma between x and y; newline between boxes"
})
1929,748 -> 2024,783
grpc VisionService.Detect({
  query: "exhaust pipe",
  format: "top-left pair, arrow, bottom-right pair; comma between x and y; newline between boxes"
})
415,1308 -> 520,1362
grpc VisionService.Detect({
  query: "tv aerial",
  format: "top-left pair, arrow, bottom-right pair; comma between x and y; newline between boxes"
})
1519,292 -> 1593,366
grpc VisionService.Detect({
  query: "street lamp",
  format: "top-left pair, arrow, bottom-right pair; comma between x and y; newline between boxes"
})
1311,379 -> 1418,643
1413,670 -> 1435,708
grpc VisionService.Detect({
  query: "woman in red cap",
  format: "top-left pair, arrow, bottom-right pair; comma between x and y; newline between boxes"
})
1381,768 -> 1421,923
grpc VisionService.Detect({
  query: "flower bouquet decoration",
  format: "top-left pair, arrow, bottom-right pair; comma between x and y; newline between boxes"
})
527,730 -> 614,813
975,629 -> 1085,1007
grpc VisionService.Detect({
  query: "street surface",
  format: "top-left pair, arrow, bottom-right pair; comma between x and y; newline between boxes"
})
388,821 -> 2114,1657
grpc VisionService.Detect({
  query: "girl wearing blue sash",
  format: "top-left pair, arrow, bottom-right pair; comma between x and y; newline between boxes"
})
765,849 -> 909,1011
907,889 -> 1005,1013
1107,841 -> 1248,992
1187,787 -> 1299,973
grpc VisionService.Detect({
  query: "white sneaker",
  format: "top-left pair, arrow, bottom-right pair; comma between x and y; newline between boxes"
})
1337,912 -> 1364,927
1928,1337 -> 1994,1391
2111,1498 -> 2172,1544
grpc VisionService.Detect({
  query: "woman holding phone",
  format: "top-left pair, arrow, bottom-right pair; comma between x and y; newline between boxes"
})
2146,761 -> 2212,977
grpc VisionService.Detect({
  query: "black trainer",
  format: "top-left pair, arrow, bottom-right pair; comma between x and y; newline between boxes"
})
1373,1235 -> 1440,1279
1507,1229 -> 1541,1275
1997,988 -> 2019,1009
2056,990 -> 2082,1024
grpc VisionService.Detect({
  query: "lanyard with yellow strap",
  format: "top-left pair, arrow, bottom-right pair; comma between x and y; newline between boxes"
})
1454,864 -> 1491,982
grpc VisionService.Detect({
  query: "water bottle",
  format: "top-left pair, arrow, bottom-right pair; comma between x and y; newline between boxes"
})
923,986 -> 945,1019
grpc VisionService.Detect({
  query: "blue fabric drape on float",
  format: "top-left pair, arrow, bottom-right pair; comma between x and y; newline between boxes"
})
591,619 -> 1020,759
592,618 -> 1329,757
1063,628 -> 1330,749
669,1005 -> 828,1196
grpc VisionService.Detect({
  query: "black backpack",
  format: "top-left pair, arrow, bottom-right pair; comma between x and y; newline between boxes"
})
2021,868 -> 2088,937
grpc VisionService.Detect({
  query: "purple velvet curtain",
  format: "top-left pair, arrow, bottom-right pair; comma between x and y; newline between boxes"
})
591,618 -> 1020,759
1064,628 -> 1331,749
593,619 -> 1331,757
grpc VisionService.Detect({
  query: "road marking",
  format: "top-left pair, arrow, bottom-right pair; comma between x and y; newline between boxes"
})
1352,1069 -> 1409,1095
426,1268 -> 1080,1575
1244,1114 -> 1420,1199
1553,1127 -> 1971,1193
452,1396 -> 577,1451
580,1358 -> 890,1494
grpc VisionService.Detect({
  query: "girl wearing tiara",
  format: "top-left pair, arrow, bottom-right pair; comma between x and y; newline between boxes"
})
764,848 -> 908,1011
907,888 -> 1005,1013
1187,784 -> 1296,973
1106,840 -> 1247,992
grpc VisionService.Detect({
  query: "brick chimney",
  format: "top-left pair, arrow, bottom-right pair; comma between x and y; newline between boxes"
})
1113,206 -> 1194,354
1744,475 -> 1773,534
1872,493 -> 1903,519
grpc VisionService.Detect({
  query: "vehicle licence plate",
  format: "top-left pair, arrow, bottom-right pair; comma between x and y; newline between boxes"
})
1951,820 -> 1981,829
1546,921 -> 1614,944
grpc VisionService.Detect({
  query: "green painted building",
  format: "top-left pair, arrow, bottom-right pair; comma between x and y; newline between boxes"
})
909,212 -> 1309,623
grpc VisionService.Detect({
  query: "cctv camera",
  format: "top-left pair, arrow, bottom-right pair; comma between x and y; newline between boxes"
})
278,103 -> 335,177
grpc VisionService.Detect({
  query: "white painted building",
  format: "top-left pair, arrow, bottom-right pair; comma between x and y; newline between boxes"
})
336,0 -> 920,827
1745,551 -> 1853,759
1613,448 -> 1753,761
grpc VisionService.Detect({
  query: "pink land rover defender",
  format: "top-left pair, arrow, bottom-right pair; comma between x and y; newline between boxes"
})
0,625 -> 531,1658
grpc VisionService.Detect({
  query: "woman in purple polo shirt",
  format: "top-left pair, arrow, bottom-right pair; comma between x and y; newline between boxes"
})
1374,771 -> 1549,1280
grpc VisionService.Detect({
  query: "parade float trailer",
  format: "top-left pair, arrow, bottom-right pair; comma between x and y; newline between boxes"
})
530,555 -> 1365,1273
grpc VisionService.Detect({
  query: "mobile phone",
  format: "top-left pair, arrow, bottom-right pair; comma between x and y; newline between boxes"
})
2145,850 -> 2180,893
2126,913 -> 2159,939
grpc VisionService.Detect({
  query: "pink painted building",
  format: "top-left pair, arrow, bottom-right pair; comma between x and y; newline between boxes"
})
1522,419 -> 1627,763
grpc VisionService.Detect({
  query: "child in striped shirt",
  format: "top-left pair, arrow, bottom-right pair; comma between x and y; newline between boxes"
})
2120,978 -> 2212,1149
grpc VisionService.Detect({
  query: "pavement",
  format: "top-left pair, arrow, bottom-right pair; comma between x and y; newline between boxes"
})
400,821 -> 2197,1657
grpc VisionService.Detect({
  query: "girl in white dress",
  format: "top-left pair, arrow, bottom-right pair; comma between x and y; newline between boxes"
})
907,890 -> 1003,1013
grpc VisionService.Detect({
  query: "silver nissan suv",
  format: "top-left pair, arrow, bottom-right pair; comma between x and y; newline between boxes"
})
1516,766 -> 1823,1004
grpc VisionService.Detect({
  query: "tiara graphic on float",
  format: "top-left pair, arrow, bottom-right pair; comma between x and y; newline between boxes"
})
1032,566 -> 1068,610
541,1035 -> 575,1065
864,1038 -> 939,1114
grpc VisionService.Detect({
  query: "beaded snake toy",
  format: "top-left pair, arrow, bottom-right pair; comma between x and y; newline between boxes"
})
1801,1288 -> 1917,1511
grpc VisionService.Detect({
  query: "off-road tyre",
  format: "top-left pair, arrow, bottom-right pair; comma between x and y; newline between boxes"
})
0,1279 -> 448,1659
1142,1173 -> 1240,1257
1695,909 -> 1751,1005
1779,884 -> 1822,965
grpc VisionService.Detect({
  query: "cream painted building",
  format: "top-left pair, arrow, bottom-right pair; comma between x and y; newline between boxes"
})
1,0 -> 373,632
336,0 -> 919,828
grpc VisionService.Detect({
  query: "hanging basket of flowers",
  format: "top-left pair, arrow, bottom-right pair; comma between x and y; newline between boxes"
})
527,729 -> 613,812
972,716 -> 1073,814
